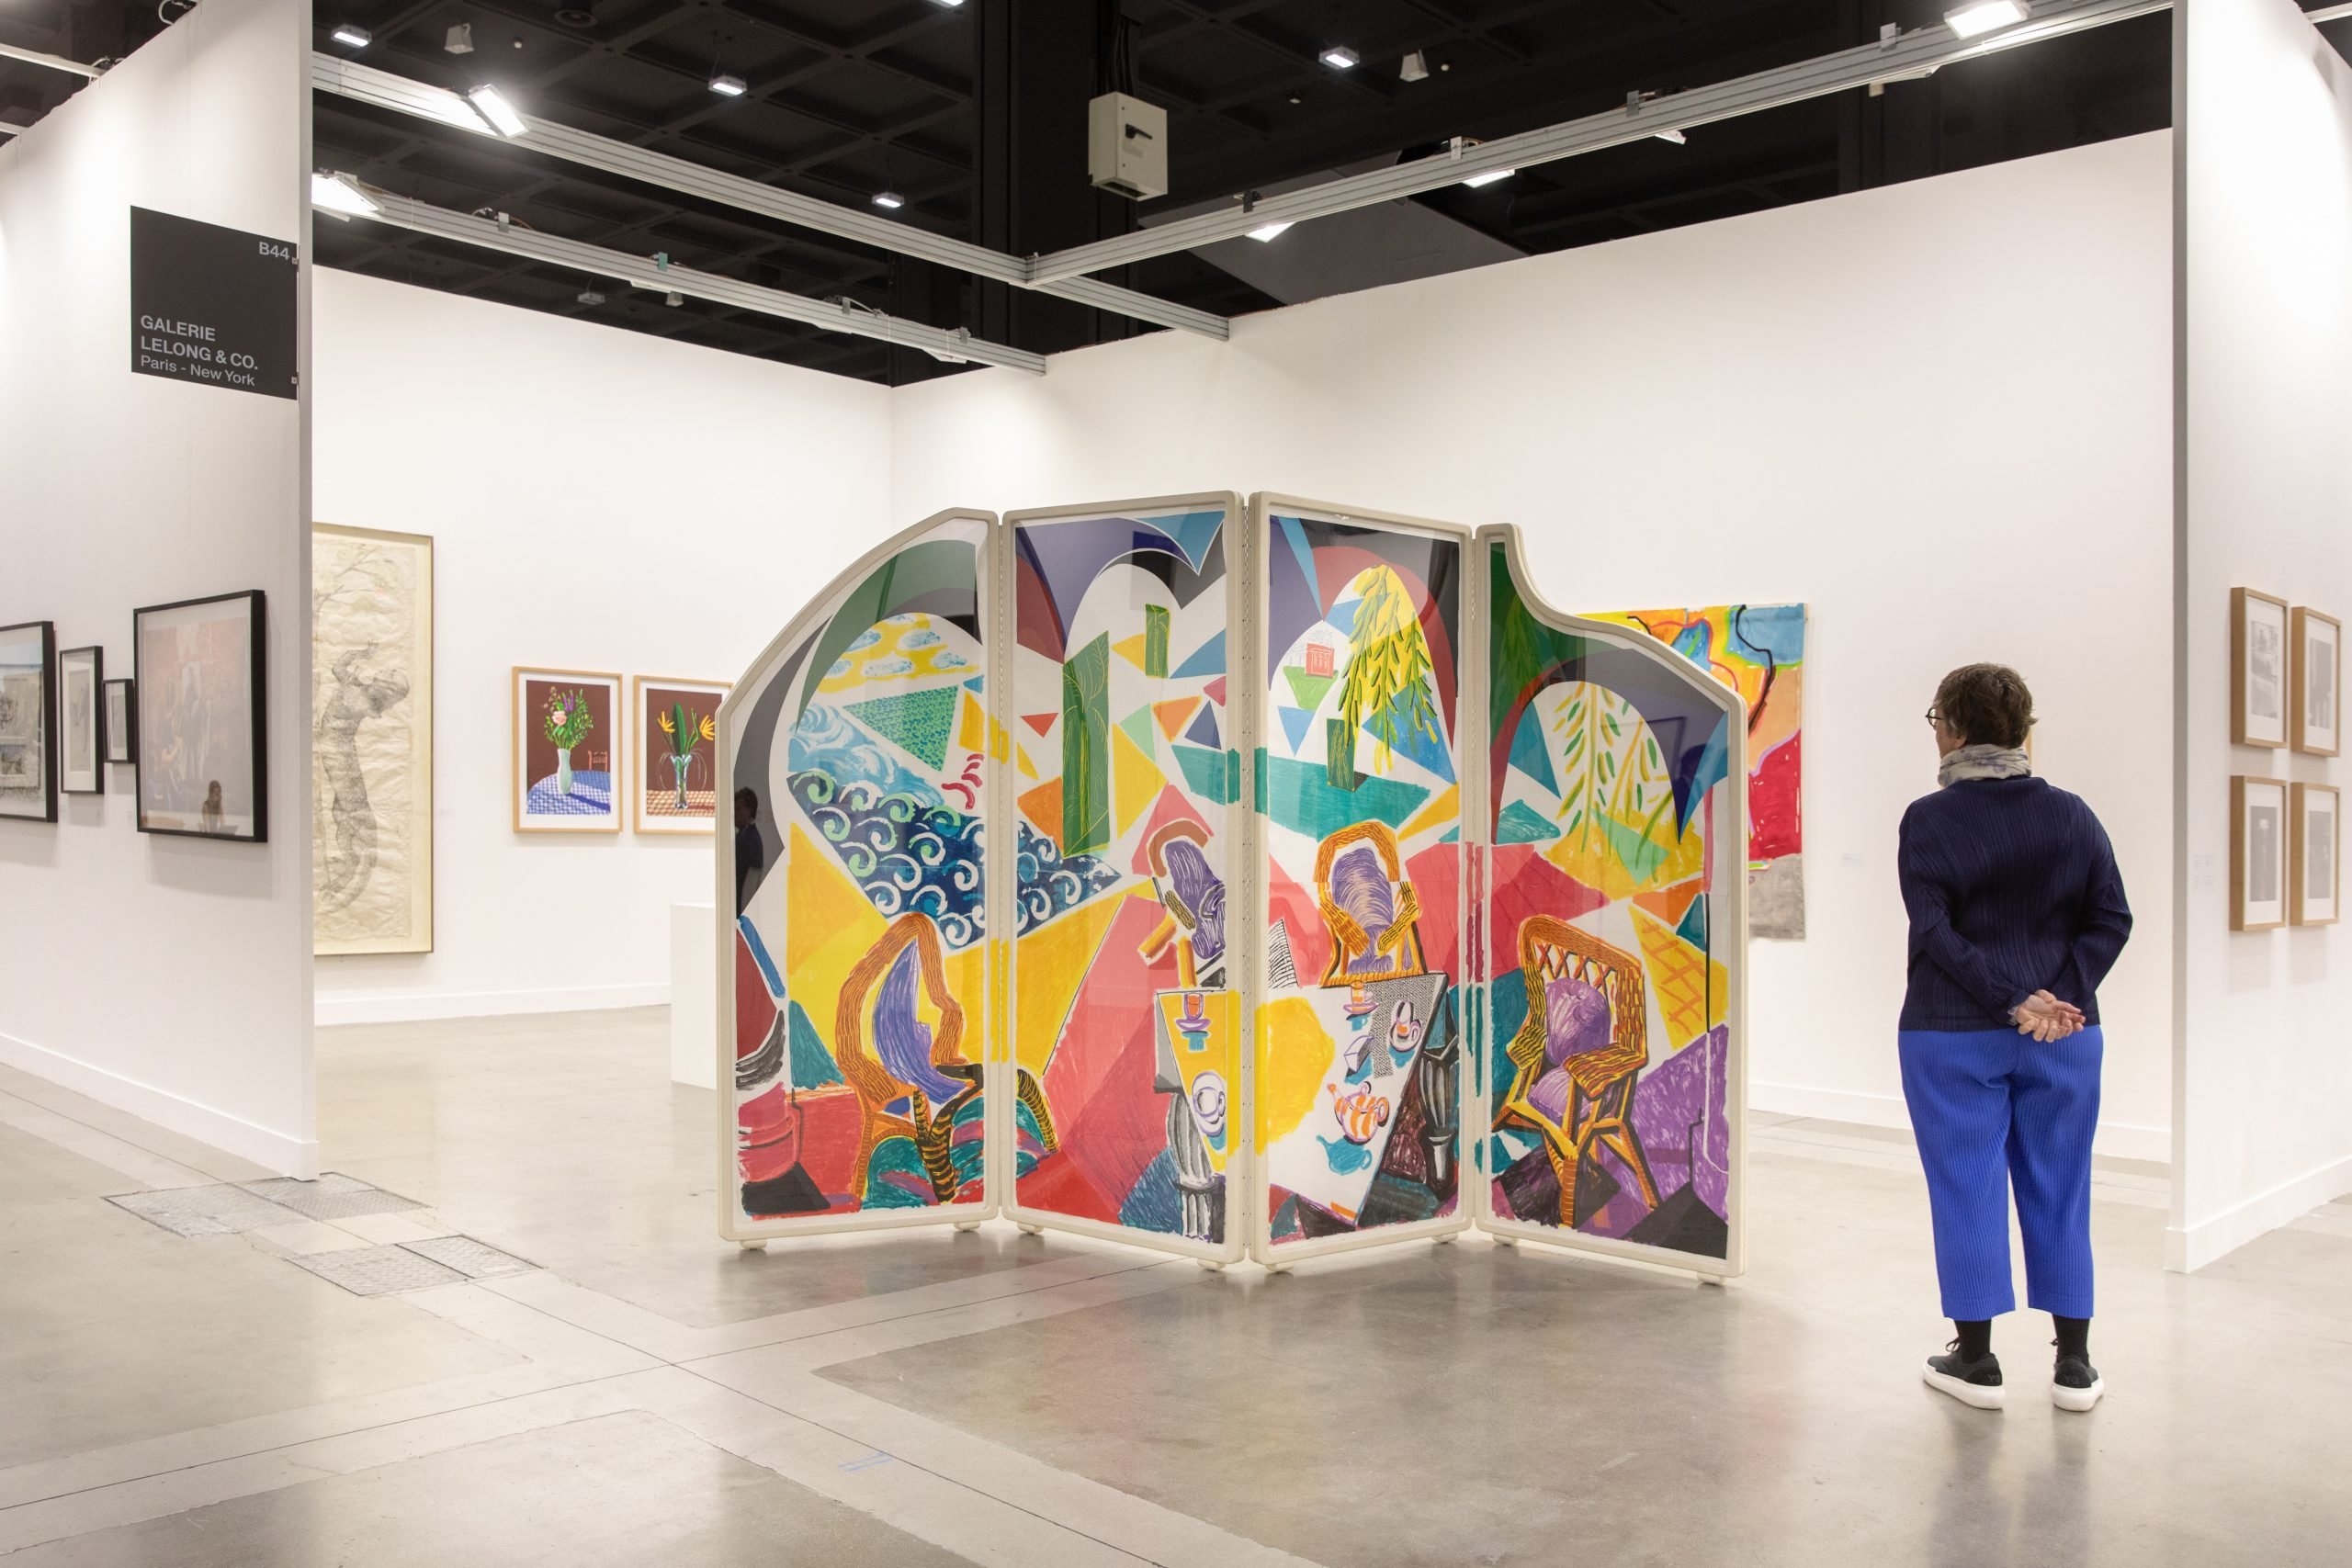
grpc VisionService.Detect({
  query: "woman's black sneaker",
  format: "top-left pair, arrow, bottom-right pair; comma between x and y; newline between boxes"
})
1923,1341 -> 2005,1409
2052,1351 -> 2104,1412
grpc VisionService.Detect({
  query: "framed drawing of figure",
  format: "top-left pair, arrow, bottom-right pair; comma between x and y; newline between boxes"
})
631,676 -> 729,834
104,679 -> 137,765
2232,588 -> 2290,749
0,621 -> 57,822
2291,607 -> 2339,757
134,591 -> 268,840
57,645 -> 103,795
513,668 -> 622,833
2231,774 -> 2289,931
2291,783 -> 2339,928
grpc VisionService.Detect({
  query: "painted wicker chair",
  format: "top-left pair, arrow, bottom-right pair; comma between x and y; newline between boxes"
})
1498,916 -> 1661,1228
1137,818 -> 1227,987
1313,821 -> 1427,986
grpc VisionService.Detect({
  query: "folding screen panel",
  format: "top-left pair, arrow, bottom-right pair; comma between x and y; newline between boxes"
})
716,511 -> 999,1241
1000,496 -> 1249,1262
1476,529 -> 1747,1275
1251,497 -> 1473,1264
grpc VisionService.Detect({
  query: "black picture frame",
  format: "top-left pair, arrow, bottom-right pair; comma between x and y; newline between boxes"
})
131,590 -> 268,842
104,678 -> 138,765
0,620 -> 58,823
58,645 -> 105,795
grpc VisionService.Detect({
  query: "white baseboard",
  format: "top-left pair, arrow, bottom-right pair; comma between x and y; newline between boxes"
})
1749,1079 -> 2172,1164
2166,1152 -> 2352,1273
315,981 -> 669,1027
0,1029 -> 316,1179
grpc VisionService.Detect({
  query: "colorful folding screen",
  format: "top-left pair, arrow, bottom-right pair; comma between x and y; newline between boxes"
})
718,497 -> 1747,1278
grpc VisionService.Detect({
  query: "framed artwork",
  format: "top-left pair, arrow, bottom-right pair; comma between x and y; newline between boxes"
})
314,524 -> 435,955
632,676 -> 729,833
0,620 -> 57,822
58,646 -> 104,795
2291,607 -> 2340,757
513,667 -> 622,833
104,680 -> 137,764
2232,588 -> 2290,749
2291,783 -> 2339,928
2231,775 -> 2289,931
135,591 -> 268,840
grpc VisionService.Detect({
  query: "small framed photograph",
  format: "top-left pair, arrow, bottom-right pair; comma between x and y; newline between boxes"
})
104,679 -> 136,765
2291,783 -> 2339,927
2233,588 -> 2290,749
631,676 -> 730,834
513,667 -> 623,833
58,646 -> 104,795
134,590 -> 268,841
2232,775 -> 2290,931
0,620 -> 58,823
2291,607 -> 2340,757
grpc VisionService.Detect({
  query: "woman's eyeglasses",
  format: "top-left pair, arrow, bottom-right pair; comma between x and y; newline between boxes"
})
1924,710 -> 1943,728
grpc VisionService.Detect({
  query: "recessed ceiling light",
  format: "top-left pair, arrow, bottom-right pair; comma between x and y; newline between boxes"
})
1654,128 -> 1686,145
1318,46 -> 1360,70
311,171 -> 379,218
577,286 -> 605,306
1247,220 -> 1293,243
873,191 -> 906,209
1460,168 -> 1512,189
708,73 -> 746,96
1399,51 -> 1429,83
466,85 -> 527,137
930,0 -> 966,7
1943,0 -> 2030,39
330,23 -> 371,48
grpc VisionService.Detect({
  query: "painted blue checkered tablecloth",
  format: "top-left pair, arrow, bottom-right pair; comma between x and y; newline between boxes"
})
525,771 -> 614,818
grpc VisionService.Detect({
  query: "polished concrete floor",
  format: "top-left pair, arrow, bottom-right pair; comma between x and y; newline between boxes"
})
2,1007 -> 2347,1565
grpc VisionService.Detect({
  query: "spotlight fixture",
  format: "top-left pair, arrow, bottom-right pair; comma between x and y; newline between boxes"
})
330,23 -> 372,48
445,22 -> 474,55
467,84 -> 527,137
928,0 -> 967,7
1399,50 -> 1429,83
1247,220 -> 1293,243
1654,128 -> 1687,145
872,190 -> 906,209
707,72 -> 746,96
1943,0 -> 2030,39
310,170 -> 379,218
1460,167 -> 1512,189
664,290 -> 684,307
577,286 -> 605,306
1318,45 -> 1359,70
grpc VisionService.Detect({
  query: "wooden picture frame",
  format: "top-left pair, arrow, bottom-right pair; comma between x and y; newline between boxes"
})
57,645 -> 104,795
2232,588 -> 2290,749
2290,607 -> 2340,757
133,590 -> 269,841
630,675 -> 730,834
103,679 -> 137,765
0,620 -> 58,823
2232,774 -> 2290,931
512,666 -> 623,833
2291,783 -> 2340,928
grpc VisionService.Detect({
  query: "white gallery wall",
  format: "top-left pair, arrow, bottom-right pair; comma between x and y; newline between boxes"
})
310,269 -> 893,1023
891,132 -> 2179,1158
0,0 -> 315,1172
2172,0 -> 2352,1268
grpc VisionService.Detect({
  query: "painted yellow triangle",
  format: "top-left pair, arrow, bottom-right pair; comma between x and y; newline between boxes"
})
1400,783 -> 1460,841
1013,892 -> 1130,1077
956,690 -> 986,754
1112,723 -> 1161,836
1113,634 -> 1150,670
1018,746 -> 1038,780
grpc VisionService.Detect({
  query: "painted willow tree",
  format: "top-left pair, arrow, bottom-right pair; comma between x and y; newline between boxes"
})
1332,566 -> 1442,785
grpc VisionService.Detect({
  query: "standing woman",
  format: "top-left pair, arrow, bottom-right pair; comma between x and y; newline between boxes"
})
1897,663 -> 2132,1412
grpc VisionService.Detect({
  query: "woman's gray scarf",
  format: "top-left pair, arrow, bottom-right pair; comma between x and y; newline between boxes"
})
1939,743 -> 2032,788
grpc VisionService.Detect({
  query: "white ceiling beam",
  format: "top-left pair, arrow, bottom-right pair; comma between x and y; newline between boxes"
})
329,183 -> 1048,375
309,54 -> 1229,342
0,41 -> 104,80
1026,0 -> 2169,284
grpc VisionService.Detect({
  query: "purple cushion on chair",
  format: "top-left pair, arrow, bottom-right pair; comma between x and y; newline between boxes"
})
1526,1065 -> 1574,1125
1543,976 -> 1612,1066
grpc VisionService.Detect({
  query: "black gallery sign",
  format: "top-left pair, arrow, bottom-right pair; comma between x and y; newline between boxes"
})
130,207 -> 298,400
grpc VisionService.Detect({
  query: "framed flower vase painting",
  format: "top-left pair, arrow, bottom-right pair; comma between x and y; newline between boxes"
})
631,676 -> 729,834
58,645 -> 103,795
134,591 -> 267,841
0,621 -> 57,822
2291,607 -> 2339,757
2291,783 -> 2339,928
104,680 -> 136,765
513,668 -> 622,833
2231,774 -> 2289,931
2232,588 -> 2290,749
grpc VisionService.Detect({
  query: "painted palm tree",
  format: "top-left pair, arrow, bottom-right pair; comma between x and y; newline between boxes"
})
657,700 -> 715,809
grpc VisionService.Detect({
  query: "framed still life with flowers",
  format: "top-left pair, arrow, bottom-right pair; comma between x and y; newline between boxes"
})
631,675 -> 729,834
512,667 -> 622,833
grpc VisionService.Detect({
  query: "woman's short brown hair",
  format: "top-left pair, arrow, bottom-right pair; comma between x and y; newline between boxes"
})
1935,663 -> 2034,749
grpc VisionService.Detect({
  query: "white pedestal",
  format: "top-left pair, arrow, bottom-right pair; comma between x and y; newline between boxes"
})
670,902 -> 718,1089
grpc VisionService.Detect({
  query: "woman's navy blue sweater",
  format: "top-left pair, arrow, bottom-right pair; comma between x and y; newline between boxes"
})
1896,776 -> 2133,1032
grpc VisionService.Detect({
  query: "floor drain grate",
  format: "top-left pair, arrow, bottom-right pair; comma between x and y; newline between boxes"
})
239,1172 -> 424,1221
401,1235 -> 537,1279
286,1244 -> 469,1296
107,1185 -> 299,1238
